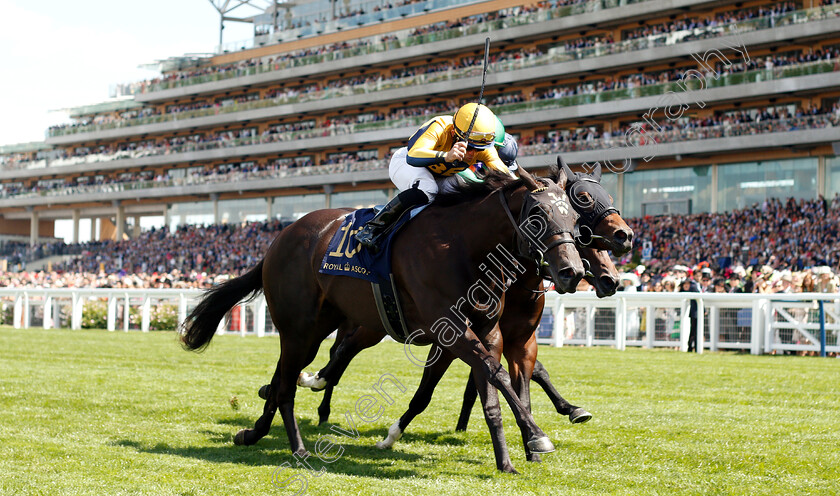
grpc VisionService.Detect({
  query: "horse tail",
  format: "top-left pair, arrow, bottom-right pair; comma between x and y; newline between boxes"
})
181,260 -> 264,351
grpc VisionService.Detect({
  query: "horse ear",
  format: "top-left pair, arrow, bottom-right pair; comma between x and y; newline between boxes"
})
557,156 -> 576,184
518,167 -> 541,191
592,162 -> 602,182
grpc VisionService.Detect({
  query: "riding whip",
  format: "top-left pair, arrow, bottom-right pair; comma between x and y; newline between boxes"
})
463,37 -> 491,141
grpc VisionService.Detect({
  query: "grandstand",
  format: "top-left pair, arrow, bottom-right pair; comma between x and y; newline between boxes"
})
1,0 -> 839,259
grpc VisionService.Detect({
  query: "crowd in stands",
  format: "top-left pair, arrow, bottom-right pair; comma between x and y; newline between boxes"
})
46,0 -> 832,138
4,99 -> 839,200
9,45 -> 837,175
3,196 -> 840,293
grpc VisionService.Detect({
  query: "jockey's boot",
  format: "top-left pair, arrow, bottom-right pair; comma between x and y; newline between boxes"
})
354,188 -> 429,253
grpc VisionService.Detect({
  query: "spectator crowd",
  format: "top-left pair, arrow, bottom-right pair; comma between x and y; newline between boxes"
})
3,196 -> 840,293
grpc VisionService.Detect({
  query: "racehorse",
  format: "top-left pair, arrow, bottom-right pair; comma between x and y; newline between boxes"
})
182,166 -> 586,473
294,246 -> 619,466
298,246 -> 619,428
289,160 -> 629,462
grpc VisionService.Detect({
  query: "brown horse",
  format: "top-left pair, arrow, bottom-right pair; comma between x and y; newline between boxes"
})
299,161 -> 630,423
291,162 -> 629,463
301,246 -> 619,427
182,167 -> 585,473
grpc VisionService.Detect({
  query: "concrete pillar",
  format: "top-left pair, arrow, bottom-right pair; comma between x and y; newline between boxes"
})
29,208 -> 38,246
266,197 -> 273,220
72,209 -> 81,244
211,193 -> 220,224
163,204 -> 171,231
323,185 -> 334,209
615,172 -> 624,215
114,201 -> 125,241
710,164 -> 719,214
132,216 -> 141,238
817,156 -> 826,198
90,217 -> 97,242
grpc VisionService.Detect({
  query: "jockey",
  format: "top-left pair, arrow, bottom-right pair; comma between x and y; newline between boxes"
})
461,117 -> 519,182
355,103 -> 514,252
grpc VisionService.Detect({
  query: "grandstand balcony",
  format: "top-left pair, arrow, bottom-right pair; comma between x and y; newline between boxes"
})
5,113 -> 839,210
134,0 -> 703,102
44,4 -> 840,145
9,61 -> 836,181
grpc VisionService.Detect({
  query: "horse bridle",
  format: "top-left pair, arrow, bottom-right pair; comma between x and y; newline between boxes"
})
567,176 -> 621,246
497,181 -> 583,275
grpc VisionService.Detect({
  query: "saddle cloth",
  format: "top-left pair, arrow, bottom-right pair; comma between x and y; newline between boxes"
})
319,204 -> 426,284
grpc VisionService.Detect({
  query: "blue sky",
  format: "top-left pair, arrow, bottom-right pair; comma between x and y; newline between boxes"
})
0,0 -> 256,146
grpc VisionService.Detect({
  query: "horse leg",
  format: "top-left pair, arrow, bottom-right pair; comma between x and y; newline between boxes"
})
315,325 -> 384,425
237,315 -> 341,454
454,371 -> 478,432
470,362 -> 518,473
506,335 -> 540,463
376,345 -> 456,450
442,324 -> 554,469
531,359 -> 591,424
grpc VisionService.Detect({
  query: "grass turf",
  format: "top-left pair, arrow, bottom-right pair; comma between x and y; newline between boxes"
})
0,327 -> 838,495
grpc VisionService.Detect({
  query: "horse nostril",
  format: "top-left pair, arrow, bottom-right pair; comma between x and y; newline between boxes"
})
559,267 -> 577,281
614,230 -> 627,243
599,275 -> 618,289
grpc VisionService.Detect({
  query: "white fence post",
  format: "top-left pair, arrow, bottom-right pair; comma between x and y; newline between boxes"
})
709,304 -> 719,352
141,297 -> 151,332
585,304 -> 594,347
43,295 -> 53,329
696,298 -> 704,355
12,294 -> 22,329
123,294 -> 131,332
22,292 -> 30,329
255,299 -> 266,338
645,304 -> 655,349
615,296 -> 626,351
178,294 -> 188,330
107,296 -> 117,332
763,299 -> 774,354
71,292 -> 82,330
553,301 -> 565,347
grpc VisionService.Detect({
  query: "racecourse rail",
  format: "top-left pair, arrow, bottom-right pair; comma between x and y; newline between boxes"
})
1,289 -> 837,356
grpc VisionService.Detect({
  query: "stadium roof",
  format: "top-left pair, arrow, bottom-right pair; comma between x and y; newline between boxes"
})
0,141 -> 52,154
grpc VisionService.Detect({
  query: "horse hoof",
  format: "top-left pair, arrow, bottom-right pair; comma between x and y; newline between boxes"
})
569,407 -> 592,424
234,429 -> 248,446
527,436 -> 555,454
375,421 -> 403,449
500,464 -> 519,474
258,385 -> 270,400
297,372 -> 327,391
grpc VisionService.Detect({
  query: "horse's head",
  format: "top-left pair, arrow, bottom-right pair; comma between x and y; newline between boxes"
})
515,169 -> 585,293
553,157 -> 634,256
579,246 -> 620,298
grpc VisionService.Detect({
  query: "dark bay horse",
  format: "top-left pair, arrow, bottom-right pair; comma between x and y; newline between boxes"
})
301,246 -> 619,428
182,167 -> 585,473
290,161 -> 629,463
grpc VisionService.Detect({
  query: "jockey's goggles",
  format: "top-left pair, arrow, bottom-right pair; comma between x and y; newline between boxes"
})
454,127 -> 495,150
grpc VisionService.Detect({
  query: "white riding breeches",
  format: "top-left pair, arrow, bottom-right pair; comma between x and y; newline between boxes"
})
388,147 -> 460,201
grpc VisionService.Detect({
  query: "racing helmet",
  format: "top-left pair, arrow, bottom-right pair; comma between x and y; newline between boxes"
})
453,103 -> 496,149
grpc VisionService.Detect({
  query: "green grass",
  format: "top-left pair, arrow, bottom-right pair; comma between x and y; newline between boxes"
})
0,327 -> 838,495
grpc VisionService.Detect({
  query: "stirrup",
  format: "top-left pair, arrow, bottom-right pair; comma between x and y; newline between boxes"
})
354,225 -> 381,251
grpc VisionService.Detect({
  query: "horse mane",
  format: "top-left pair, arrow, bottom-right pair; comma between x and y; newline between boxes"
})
432,168 -> 525,207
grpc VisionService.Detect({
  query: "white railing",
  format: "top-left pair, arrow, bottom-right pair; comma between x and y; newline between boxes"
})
542,292 -> 840,355
2,288 -> 838,355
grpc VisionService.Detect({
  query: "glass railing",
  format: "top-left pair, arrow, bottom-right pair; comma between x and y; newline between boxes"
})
31,56 -> 836,164
0,159 -> 389,200
520,113 -> 840,156
48,4 -> 840,139
141,0 -> 625,94
11,113 -> 839,200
